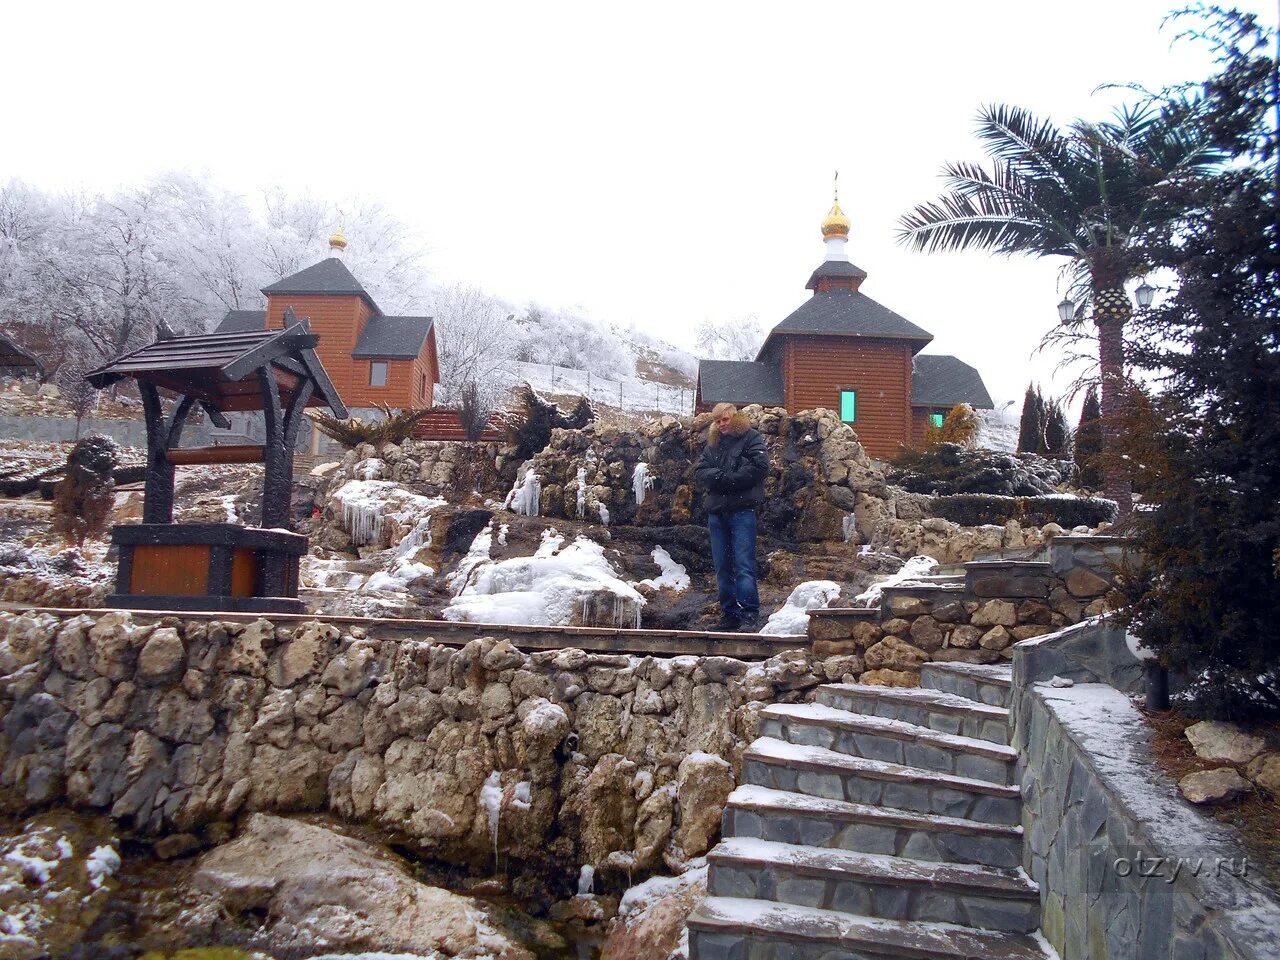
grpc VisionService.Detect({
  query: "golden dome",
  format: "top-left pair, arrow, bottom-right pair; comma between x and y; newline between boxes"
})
821,201 -> 850,239
329,228 -> 348,252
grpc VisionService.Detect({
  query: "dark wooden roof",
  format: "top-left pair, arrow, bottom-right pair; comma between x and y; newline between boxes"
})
805,260 -> 869,290
262,257 -> 380,314
352,315 -> 434,359
84,324 -> 348,417
696,360 -> 785,406
759,290 -> 933,360
911,354 -> 995,409
212,310 -> 267,335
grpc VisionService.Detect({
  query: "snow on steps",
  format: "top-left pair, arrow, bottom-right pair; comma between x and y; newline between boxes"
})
816,683 -> 1011,745
706,837 -> 1039,933
723,785 -> 1024,870
742,737 -> 1022,826
687,659 -> 1047,959
688,897 -> 1051,960
757,702 -> 1016,784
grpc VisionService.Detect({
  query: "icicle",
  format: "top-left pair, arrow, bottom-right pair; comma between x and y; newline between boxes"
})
480,771 -> 503,871
842,514 -> 856,543
505,469 -> 542,517
575,467 -> 587,519
577,864 -> 595,896
632,462 -> 653,506
598,503 -> 610,526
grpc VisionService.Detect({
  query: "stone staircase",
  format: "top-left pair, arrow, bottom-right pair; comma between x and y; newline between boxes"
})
687,661 -> 1051,960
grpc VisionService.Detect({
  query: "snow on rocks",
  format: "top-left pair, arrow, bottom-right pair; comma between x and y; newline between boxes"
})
852,555 -> 938,608
637,546 -> 690,592
603,860 -> 708,960
444,529 -> 645,628
332,479 -> 446,549
505,468 -> 542,517
759,581 -> 841,635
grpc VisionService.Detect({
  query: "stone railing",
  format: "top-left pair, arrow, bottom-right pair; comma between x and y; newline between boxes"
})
1010,617 -> 1279,959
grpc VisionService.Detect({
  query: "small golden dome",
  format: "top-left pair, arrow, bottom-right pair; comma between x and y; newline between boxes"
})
821,202 -> 850,239
329,228 -> 348,252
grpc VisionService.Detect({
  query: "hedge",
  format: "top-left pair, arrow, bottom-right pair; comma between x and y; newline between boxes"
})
930,493 -> 1118,528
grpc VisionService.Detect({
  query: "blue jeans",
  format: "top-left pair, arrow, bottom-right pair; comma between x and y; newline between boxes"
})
708,509 -> 759,618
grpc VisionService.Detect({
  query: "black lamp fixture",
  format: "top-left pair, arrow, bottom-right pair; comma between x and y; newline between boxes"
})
1057,297 -> 1075,324
1134,280 -> 1155,309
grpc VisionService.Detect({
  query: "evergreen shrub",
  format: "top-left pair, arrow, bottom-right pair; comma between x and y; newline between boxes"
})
931,492 -> 1118,528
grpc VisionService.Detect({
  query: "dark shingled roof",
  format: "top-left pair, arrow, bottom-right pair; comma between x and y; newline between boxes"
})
212,310 -> 266,335
352,316 -> 434,359
760,290 -> 933,357
262,257 -> 378,307
696,360 -> 784,407
911,354 -> 995,409
805,259 -> 869,290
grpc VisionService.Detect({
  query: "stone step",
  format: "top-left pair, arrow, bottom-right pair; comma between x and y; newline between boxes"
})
724,785 -> 1023,869
707,837 -> 1039,933
743,737 -> 1022,825
816,683 -> 1010,745
688,897 -> 1052,960
758,703 -> 1016,785
921,662 -> 1014,708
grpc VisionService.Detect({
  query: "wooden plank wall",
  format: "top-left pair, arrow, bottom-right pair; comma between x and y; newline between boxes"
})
784,336 -> 913,460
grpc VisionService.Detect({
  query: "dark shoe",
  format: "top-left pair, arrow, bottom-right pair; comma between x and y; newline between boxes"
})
714,614 -> 742,632
736,614 -> 762,632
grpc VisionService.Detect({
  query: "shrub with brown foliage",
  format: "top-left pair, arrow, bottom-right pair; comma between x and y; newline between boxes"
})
51,435 -> 117,545
923,403 -> 981,448
311,403 -> 432,449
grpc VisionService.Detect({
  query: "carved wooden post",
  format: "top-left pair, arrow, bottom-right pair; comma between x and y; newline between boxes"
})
140,386 -> 195,523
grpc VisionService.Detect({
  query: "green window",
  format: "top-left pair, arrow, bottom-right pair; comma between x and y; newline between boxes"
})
930,412 -> 945,428
840,390 -> 857,423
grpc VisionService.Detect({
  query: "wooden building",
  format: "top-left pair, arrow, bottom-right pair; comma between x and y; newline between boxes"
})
0,333 -> 44,381
213,232 -> 440,414
695,201 -> 993,459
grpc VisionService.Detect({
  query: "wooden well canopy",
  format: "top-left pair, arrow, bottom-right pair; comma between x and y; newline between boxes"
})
85,315 -> 348,528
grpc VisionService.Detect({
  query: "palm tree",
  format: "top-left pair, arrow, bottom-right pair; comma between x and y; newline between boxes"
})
897,104 -> 1222,517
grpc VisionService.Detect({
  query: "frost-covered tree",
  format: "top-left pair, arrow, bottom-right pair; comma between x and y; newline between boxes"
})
514,303 -> 635,380
428,283 -> 518,411
694,314 -> 766,361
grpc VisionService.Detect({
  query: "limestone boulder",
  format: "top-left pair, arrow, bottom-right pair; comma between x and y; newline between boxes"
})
1179,768 -> 1252,805
676,752 -> 734,857
863,636 -> 928,672
1185,721 -> 1267,765
860,668 -> 920,687
971,600 -> 1017,628
600,862 -> 708,960
1245,753 -> 1280,796
190,813 -> 532,958
137,628 -> 185,682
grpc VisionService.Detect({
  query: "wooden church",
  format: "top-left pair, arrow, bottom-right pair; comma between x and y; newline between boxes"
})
695,199 -> 993,459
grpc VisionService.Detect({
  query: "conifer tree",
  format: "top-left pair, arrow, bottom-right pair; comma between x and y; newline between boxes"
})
1118,7 -> 1279,717
1074,386 -> 1103,488
1016,385 -> 1044,455
1043,399 -> 1071,459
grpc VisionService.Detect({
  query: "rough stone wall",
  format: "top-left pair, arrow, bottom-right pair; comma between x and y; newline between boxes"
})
808,552 -> 1116,686
0,609 -> 854,901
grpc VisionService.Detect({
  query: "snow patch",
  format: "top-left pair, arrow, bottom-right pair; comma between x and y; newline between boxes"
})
633,462 -> 654,506
504,468 -> 541,517
759,580 -> 841,635
852,555 -> 939,608
637,546 -> 690,591
85,844 -> 120,890
444,531 -> 645,627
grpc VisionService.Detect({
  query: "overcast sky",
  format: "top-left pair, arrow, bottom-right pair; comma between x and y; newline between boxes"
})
6,1 -> 1275,409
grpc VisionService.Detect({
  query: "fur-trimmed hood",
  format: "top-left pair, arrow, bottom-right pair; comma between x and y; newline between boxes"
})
708,411 -> 751,446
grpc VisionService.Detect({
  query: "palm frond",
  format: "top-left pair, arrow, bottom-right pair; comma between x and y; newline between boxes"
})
975,105 -> 1073,194
896,187 -> 1063,256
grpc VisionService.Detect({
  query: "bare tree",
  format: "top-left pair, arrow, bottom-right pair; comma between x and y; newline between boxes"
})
695,314 -> 767,361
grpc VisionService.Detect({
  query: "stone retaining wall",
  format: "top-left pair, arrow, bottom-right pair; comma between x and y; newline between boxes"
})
0,608 -> 842,902
807,538 -> 1123,685
1011,620 -> 1279,960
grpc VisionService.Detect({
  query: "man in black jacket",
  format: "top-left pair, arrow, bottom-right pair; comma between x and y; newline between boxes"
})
695,403 -> 770,631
